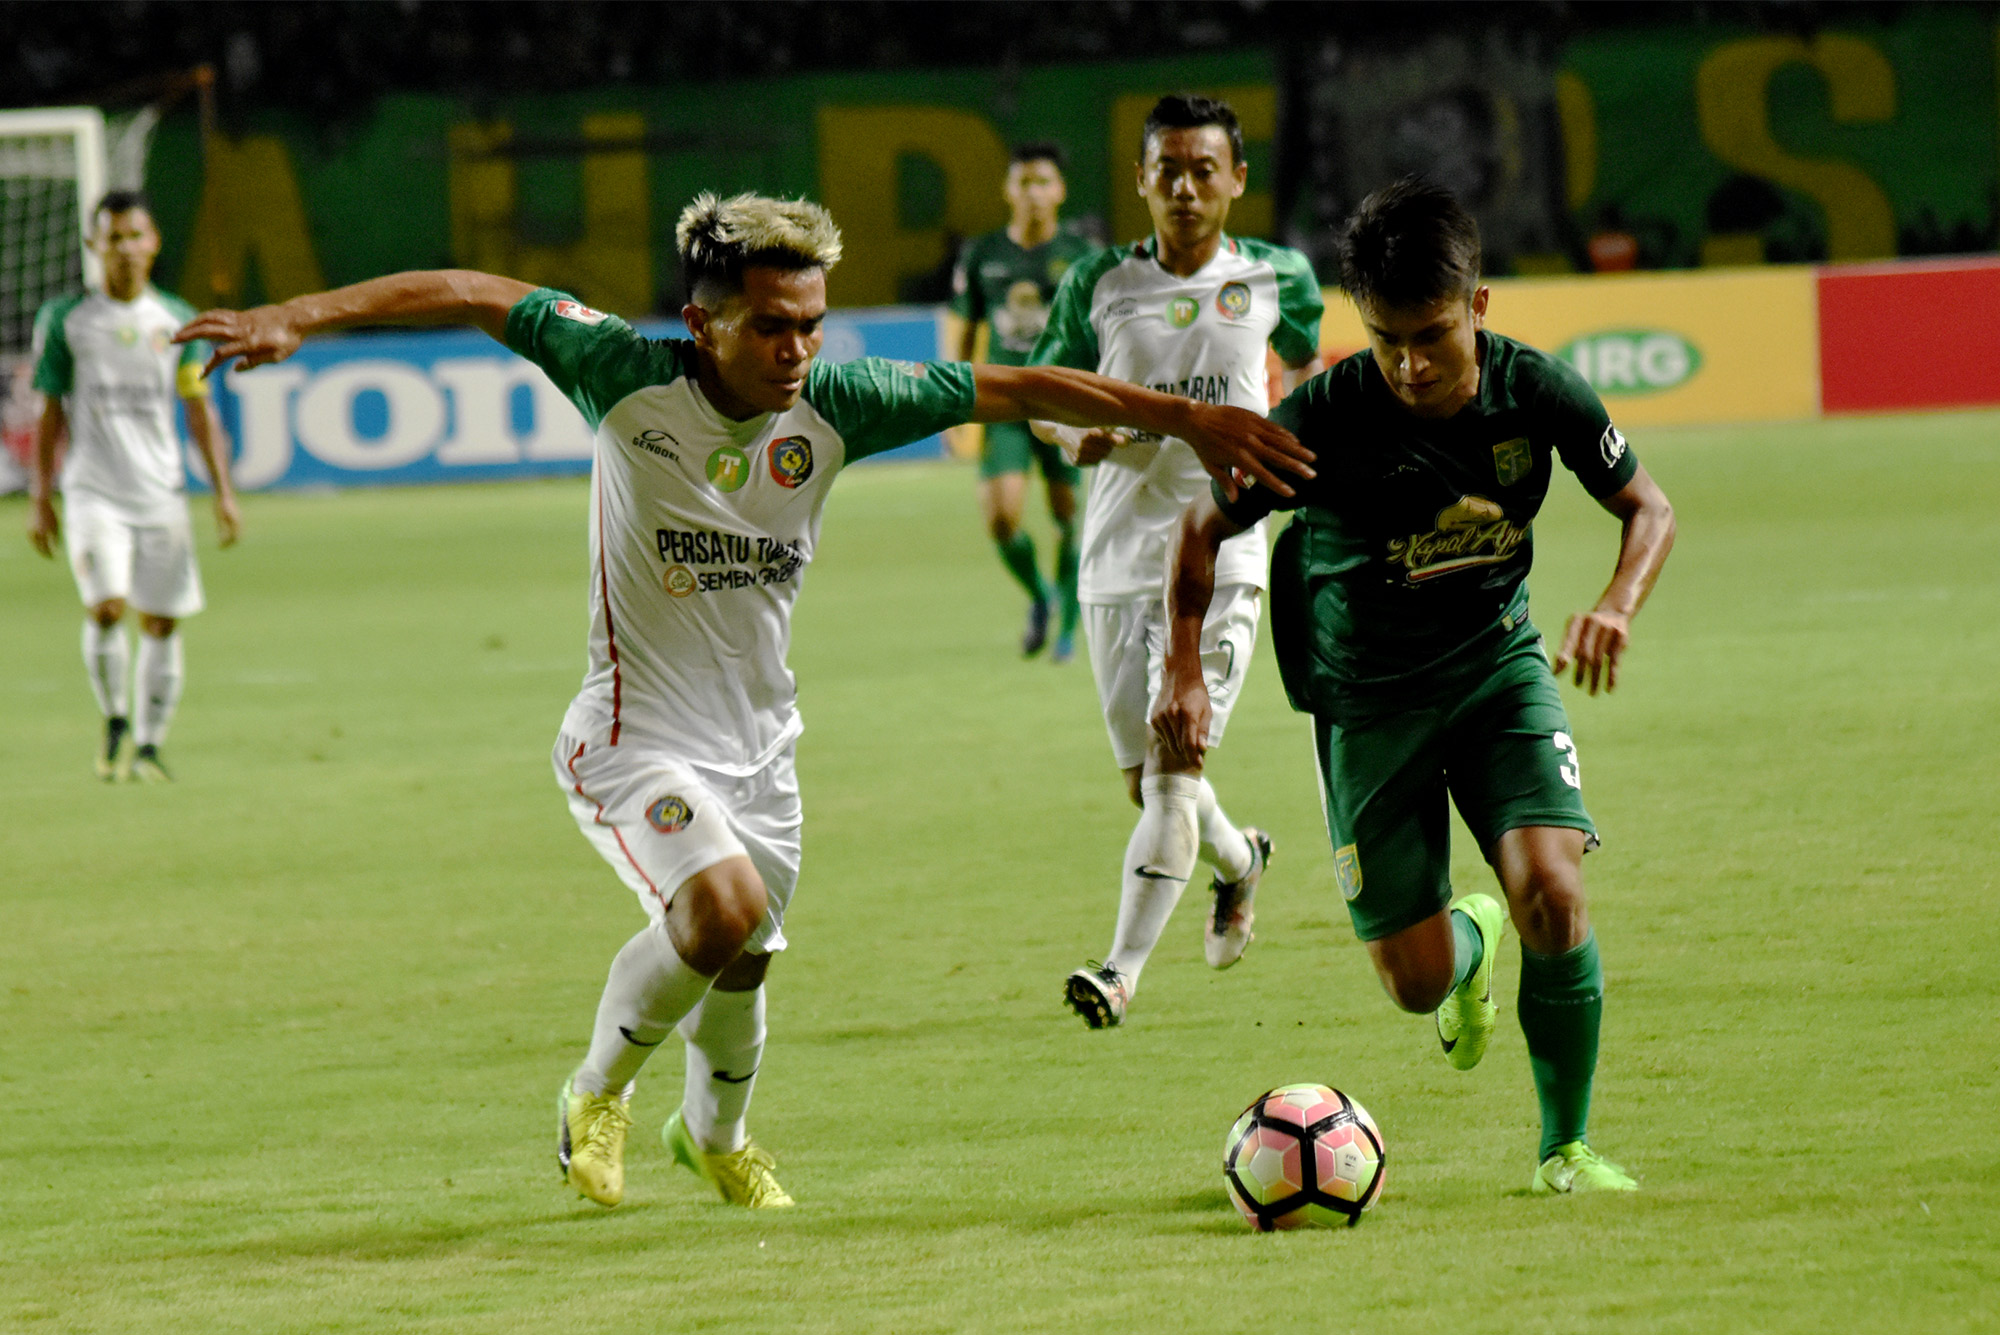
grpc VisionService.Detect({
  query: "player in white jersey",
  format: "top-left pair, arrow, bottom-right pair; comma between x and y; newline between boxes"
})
1030,96 -> 1325,1027
179,192 -> 1312,1211
27,191 -> 240,783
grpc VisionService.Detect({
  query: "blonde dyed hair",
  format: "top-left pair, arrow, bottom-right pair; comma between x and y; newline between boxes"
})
676,192 -> 842,300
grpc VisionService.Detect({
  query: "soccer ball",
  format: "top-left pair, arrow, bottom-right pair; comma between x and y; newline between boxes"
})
1223,1083 -> 1386,1230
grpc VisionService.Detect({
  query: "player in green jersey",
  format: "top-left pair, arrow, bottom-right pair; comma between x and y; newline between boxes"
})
942,143 -> 1098,660
1154,179 -> 1676,1194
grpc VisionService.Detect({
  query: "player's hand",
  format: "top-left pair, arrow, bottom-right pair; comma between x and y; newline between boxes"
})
176,305 -> 304,378
213,493 -> 242,548
1068,426 -> 1128,467
1553,609 -> 1630,695
1178,402 -> 1313,502
25,497 -> 58,558
1150,660 -> 1213,767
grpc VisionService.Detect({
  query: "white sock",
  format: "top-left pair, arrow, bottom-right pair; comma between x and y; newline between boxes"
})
133,631 -> 184,747
1105,773 -> 1203,987
1198,779 -> 1254,882
82,620 -> 131,719
678,984 -> 766,1153
576,921 -> 713,1097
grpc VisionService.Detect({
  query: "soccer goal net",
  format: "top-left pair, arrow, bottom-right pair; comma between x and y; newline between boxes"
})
0,107 -> 108,490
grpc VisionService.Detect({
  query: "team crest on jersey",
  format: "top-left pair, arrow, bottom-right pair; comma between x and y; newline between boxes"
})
115,326 -> 138,346
1600,424 -> 1628,467
1216,282 -> 1252,319
646,795 -> 694,834
1168,297 -> 1200,329
554,300 -> 610,325
706,445 -> 750,492
1333,844 -> 1363,901
663,564 -> 697,597
768,436 -> 814,488
150,329 -> 172,352
1492,437 -> 1532,486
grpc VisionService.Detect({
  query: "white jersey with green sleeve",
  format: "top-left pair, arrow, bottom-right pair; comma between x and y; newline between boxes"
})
505,288 -> 975,776
31,286 -> 209,525
1030,235 -> 1323,603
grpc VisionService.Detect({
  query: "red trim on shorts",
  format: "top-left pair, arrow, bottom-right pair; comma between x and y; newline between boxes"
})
565,739 -> 665,908
594,478 -> 624,745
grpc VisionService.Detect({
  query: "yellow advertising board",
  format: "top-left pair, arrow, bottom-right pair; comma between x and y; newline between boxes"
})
1314,267 -> 1821,427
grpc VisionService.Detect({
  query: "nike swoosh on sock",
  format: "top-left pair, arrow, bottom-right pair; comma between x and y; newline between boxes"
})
1133,866 -> 1188,882
712,1067 -> 758,1084
619,1026 -> 666,1047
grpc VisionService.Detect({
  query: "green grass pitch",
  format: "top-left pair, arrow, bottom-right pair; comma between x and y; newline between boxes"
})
3,410 -> 1996,1333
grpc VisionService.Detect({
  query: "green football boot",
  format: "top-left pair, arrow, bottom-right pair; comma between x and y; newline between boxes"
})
1532,1141 -> 1639,1195
663,1109 -> 795,1208
1435,892 -> 1506,1070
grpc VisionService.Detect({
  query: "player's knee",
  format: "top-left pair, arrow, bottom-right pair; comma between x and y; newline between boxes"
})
1511,868 -> 1588,953
1379,966 -> 1452,1015
140,615 -> 176,638
674,862 -> 769,974
987,512 -> 1018,542
90,599 -> 125,627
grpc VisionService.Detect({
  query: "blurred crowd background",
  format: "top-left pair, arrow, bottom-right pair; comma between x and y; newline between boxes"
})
2,0 -> 1995,317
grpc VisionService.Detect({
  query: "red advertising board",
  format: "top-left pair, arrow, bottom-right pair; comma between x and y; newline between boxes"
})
1818,258 -> 2000,414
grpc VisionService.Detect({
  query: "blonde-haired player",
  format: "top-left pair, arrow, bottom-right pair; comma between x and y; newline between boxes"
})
28,190 -> 239,781
180,191 -> 1313,1210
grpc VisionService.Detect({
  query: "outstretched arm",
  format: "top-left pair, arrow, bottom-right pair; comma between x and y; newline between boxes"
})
1150,493 -> 1248,764
973,363 -> 1313,499
1553,463 -> 1675,695
175,270 -> 538,376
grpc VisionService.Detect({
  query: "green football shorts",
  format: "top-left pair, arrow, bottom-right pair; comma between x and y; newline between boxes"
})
979,420 -> 1082,484
1311,622 -> 1596,943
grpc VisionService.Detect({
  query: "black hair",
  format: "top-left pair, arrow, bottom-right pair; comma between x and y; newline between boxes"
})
1140,94 -> 1243,166
1338,176 -> 1483,311
93,188 -> 153,223
1009,141 -> 1067,174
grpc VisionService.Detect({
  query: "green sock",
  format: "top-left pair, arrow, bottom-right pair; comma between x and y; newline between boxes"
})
1517,933 -> 1604,1161
1448,906 -> 1483,992
1054,519 -> 1081,638
995,531 -> 1047,603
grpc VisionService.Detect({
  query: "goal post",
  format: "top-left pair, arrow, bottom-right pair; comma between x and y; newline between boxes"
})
0,106 -> 108,489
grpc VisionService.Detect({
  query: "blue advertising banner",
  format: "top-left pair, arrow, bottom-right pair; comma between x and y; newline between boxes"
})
199,305 -> 951,492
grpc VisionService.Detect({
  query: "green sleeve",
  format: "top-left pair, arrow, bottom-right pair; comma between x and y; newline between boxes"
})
504,288 -> 684,430
1267,244 -> 1325,368
1027,253 -> 1105,370
948,233 -> 983,322
1533,350 -> 1640,499
30,295 -> 83,397
159,291 -> 211,393
806,357 -> 977,462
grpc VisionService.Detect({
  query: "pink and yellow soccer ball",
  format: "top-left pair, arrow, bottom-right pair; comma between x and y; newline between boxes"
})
1223,1083 -> 1386,1230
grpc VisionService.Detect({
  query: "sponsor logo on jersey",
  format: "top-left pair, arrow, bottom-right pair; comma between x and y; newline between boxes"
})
706,445 -> 750,491
664,564 -> 697,597
1333,844 -> 1363,901
554,300 -> 610,325
1600,424 -> 1628,467
1216,281 -> 1252,319
630,428 -> 680,463
645,795 -> 693,833
655,528 -> 808,594
886,359 -> 929,379
768,435 -> 813,488
992,281 -> 1051,351
1492,437 -> 1532,487
1386,494 -> 1530,582
1559,330 -> 1701,395
1168,296 -> 1200,329
1147,373 -> 1230,405
1104,297 -> 1138,318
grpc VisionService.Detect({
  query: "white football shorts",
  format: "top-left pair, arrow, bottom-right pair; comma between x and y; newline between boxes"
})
1084,582 -> 1262,771
64,493 -> 204,618
553,732 -> 802,955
